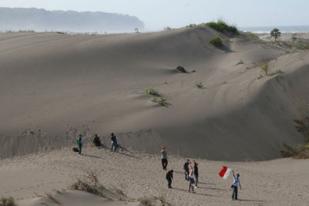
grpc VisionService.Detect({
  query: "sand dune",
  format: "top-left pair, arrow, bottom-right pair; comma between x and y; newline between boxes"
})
0,147 -> 308,206
0,27 -> 308,160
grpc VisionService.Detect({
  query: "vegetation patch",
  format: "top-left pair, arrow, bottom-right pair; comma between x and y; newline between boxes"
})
258,63 -> 284,78
176,66 -> 189,73
260,63 -> 269,75
196,82 -> 206,89
206,20 -> 239,36
0,197 -> 16,206
139,196 -> 171,206
281,117 -> 309,159
209,37 -> 224,48
236,60 -> 244,65
71,171 -> 127,201
145,88 -> 170,107
145,88 -> 161,97
152,97 -> 170,107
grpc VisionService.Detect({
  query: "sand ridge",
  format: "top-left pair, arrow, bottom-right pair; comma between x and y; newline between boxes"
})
0,28 -> 309,161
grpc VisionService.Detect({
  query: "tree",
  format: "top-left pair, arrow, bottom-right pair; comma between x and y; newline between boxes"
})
270,28 -> 281,41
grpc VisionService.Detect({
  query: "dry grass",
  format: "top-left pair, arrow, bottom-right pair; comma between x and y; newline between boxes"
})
71,171 -> 127,201
196,82 -> 206,89
139,196 -> 171,206
0,197 -> 16,206
152,97 -> 170,107
281,118 -> 309,159
145,88 -> 161,97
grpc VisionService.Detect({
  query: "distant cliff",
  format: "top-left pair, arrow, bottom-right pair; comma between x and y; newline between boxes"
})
0,7 -> 144,33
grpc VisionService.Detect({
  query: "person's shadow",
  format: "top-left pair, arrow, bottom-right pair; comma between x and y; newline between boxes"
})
172,187 -> 217,197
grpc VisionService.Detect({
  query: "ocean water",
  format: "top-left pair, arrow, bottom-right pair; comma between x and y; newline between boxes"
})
240,26 -> 309,33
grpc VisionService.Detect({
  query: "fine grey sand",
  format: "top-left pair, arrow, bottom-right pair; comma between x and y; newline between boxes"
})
0,147 -> 308,206
0,28 -> 309,161
0,26 -> 309,206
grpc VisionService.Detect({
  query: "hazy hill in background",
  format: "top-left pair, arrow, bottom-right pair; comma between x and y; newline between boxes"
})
0,7 -> 144,33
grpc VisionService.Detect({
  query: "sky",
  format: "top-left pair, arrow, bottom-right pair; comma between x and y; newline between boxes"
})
0,0 -> 308,30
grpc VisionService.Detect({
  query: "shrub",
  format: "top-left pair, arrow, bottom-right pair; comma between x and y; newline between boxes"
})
176,66 -> 188,73
236,60 -> 244,65
196,82 -> 205,89
0,197 -> 16,206
281,118 -> 309,159
206,20 -> 239,36
152,97 -> 169,107
260,63 -> 269,75
145,88 -> 161,97
209,37 -> 224,48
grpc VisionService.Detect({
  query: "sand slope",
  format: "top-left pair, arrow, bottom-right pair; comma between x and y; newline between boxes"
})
0,28 -> 309,160
0,147 -> 308,206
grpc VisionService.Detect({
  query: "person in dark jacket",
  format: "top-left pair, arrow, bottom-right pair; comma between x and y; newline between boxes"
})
93,134 -> 102,148
166,170 -> 174,189
193,160 -> 199,187
183,159 -> 190,180
76,134 -> 83,155
110,133 -> 118,152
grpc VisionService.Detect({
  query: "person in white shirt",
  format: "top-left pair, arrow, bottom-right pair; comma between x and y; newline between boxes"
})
160,146 -> 168,170
231,171 -> 241,200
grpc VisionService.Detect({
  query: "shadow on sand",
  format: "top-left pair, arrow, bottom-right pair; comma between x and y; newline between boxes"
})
172,187 -> 217,197
238,198 -> 266,203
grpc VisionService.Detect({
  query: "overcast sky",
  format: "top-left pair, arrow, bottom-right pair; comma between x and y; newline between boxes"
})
0,0 -> 308,30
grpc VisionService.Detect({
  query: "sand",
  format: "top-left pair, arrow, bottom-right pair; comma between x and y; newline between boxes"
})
0,147 -> 308,206
0,28 -> 309,160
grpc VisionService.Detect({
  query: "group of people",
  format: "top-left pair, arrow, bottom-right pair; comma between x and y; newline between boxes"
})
162,147 -> 241,200
161,147 -> 199,193
74,132 -> 120,155
75,137 -> 241,200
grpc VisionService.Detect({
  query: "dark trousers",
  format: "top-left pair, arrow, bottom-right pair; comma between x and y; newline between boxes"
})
78,144 -> 82,154
194,174 -> 199,186
232,186 -> 238,200
167,178 -> 172,188
161,159 -> 168,170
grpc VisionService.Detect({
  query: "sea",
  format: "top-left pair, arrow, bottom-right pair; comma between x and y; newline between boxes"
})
240,26 -> 309,33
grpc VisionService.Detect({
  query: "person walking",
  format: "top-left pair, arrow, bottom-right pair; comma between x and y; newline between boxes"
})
193,160 -> 199,187
188,162 -> 196,193
110,133 -> 118,152
160,146 -> 168,170
183,159 -> 190,180
76,134 -> 83,155
166,170 -> 174,189
231,171 -> 241,200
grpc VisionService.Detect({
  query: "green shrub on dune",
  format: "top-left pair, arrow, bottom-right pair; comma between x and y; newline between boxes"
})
0,197 -> 16,206
207,20 -> 239,36
209,37 -> 224,48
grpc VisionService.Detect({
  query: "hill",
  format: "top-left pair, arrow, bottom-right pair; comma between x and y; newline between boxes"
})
0,7 -> 144,33
0,26 -> 308,160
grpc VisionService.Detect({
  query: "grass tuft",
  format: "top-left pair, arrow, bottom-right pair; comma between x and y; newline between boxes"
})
0,197 -> 16,206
